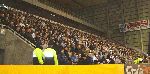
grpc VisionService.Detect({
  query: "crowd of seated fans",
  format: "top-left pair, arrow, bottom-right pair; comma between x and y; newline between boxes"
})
0,6 -> 149,65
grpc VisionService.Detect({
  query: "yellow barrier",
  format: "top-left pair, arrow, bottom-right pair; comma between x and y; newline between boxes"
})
0,65 -> 124,74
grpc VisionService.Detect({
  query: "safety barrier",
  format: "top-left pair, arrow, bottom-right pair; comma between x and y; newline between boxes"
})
0,64 -> 150,74
0,65 -> 124,74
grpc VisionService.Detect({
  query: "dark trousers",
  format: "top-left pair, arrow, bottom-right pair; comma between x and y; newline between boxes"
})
44,57 -> 54,65
33,57 -> 40,65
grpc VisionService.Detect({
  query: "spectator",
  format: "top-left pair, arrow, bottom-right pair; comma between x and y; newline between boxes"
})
1,6 -> 146,65
70,52 -> 78,64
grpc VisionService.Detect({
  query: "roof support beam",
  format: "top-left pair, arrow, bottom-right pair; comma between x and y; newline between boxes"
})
70,0 -> 84,8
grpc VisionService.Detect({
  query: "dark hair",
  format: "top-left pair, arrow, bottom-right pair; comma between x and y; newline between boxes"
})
48,44 -> 53,48
36,44 -> 42,49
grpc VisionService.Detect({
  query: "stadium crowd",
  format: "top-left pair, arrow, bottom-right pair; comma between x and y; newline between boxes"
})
0,6 -> 150,65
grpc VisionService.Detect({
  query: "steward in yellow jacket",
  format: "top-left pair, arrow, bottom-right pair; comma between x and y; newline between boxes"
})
33,47 -> 44,65
43,48 -> 58,65
134,58 -> 143,64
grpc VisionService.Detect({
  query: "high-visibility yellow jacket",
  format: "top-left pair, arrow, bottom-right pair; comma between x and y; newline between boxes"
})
134,58 -> 143,64
33,48 -> 44,64
134,59 -> 138,64
43,48 -> 58,65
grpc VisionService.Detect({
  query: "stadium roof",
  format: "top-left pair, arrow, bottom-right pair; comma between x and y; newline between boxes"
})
52,0 -> 107,10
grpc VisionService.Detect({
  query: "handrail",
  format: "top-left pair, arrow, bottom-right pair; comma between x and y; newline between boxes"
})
0,24 -> 36,48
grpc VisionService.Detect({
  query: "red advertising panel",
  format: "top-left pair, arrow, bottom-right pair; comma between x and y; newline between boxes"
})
119,20 -> 149,32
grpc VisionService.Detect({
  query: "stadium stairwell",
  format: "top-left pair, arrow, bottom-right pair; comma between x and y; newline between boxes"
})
0,26 -> 34,64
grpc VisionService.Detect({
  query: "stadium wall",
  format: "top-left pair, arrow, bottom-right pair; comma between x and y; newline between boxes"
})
0,65 -> 124,74
0,29 -> 33,64
78,0 -> 150,53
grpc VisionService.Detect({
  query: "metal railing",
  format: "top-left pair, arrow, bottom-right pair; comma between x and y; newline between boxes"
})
0,24 -> 36,48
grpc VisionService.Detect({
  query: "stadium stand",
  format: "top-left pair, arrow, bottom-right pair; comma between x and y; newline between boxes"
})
0,4 -> 149,65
